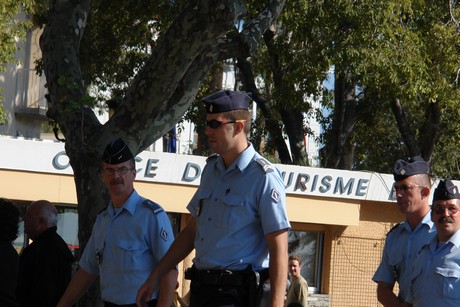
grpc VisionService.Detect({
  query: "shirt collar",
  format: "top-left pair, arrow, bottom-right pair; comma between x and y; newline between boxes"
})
217,142 -> 255,173
421,210 -> 435,229
402,210 -> 434,232
107,190 -> 140,216
447,228 -> 460,248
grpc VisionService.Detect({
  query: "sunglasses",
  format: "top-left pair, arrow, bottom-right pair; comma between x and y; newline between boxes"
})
431,205 -> 459,215
392,184 -> 423,193
206,119 -> 246,129
102,167 -> 134,176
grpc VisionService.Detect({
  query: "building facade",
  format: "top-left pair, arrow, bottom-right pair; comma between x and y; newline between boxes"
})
1,20 -> 448,307
1,136 -> 449,307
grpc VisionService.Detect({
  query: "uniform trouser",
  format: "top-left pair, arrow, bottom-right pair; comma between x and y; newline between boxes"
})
189,281 -> 251,307
104,299 -> 157,307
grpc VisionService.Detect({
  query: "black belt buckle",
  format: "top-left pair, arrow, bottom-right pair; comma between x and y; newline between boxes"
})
187,267 -> 248,286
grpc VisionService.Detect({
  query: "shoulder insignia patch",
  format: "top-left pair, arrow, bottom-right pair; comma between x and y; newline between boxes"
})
271,188 -> 280,203
387,222 -> 403,236
143,200 -> 164,215
206,153 -> 219,162
160,228 -> 169,241
256,158 -> 274,173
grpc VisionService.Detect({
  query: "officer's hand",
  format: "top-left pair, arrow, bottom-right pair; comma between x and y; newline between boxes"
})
136,274 -> 159,307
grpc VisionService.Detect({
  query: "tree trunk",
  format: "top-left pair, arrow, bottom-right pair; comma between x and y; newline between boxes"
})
237,57 -> 293,164
279,107 -> 308,165
390,97 -> 420,157
420,102 -> 440,162
322,70 -> 357,169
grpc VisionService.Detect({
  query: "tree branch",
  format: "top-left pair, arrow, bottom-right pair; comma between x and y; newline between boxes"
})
390,97 -> 420,156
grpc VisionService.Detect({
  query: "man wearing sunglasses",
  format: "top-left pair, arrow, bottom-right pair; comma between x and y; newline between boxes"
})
407,179 -> 460,307
58,138 -> 177,307
137,90 -> 291,307
373,156 -> 436,306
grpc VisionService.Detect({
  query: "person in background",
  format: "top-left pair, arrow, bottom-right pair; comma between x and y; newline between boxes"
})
58,137 -> 177,307
16,200 -> 75,307
372,156 -> 436,306
259,278 -> 290,307
0,198 -> 21,307
137,90 -> 291,307
285,255 -> 308,307
407,179 -> 460,306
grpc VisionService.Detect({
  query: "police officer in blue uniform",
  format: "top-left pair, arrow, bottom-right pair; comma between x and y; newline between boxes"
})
137,90 -> 291,307
58,138 -> 177,307
407,179 -> 460,307
373,156 -> 436,306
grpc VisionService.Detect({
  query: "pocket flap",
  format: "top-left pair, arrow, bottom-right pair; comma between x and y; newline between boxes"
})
197,189 -> 212,200
436,267 -> 460,279
118,240 -> 143,251
223,194 -> 245,207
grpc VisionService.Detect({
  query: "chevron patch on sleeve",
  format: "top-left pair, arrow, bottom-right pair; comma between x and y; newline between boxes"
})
160,228 -> 169,241
271,188 -> 280,203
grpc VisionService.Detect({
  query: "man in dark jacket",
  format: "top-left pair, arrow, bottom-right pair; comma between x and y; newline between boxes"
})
16,200 -> 75,307
0,198 -> 21,307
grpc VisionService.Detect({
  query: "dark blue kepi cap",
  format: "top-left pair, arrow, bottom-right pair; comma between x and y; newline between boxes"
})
433,179 -> 460,201
202,90 -> 251,114
393,156 -> 429,181
102,138 -> 134,164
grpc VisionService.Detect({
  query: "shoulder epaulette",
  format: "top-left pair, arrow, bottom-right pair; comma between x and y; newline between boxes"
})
143,199 -> 164,215
387,222 -> 403,236
206,153 -> 219,162
256,158 -> 274,173
98,205 -> 109,215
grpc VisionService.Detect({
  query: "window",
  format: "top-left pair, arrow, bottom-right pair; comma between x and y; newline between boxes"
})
13,220 -> 25,253
53,207 -> 182,257
288,230 -> 324,293
56,207 -> 79,255
17,203 -> 182,258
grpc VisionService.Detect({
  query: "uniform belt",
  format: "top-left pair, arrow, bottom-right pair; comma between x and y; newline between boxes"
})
104,299 -> 157,307
185,267 -> 248,286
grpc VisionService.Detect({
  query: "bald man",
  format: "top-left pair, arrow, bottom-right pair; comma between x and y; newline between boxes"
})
16,200 -> 75,307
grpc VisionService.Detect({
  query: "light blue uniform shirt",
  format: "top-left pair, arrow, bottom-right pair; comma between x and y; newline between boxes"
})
408,229 -> 460,307
187,144 -> 290,270
79,190 -> 174,304
372,211 -> 436,301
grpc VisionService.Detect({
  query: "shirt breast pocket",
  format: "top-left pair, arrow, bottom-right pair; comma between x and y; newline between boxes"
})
220,194 -> 247,229
118,240 -> 146,271
435,267 -> 460,299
